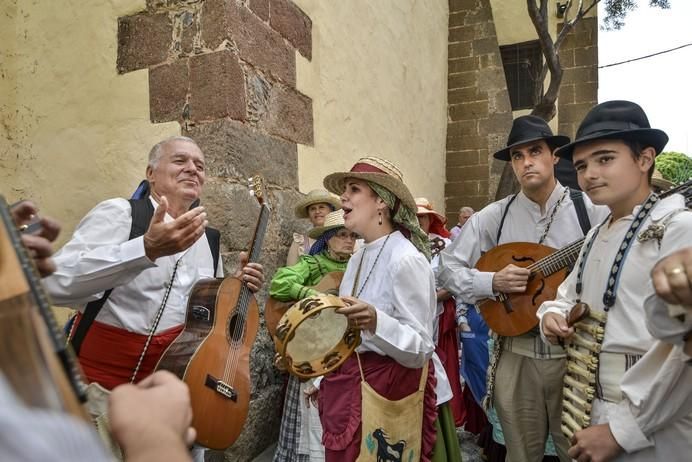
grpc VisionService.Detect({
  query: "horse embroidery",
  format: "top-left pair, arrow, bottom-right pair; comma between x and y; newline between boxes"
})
372,428 -> 405,462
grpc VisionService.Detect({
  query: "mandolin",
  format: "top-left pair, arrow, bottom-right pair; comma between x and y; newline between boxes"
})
264,271 -> 344,338
156,175 -> 269,450
0,196 -> 88,419
476,179 -> 692,337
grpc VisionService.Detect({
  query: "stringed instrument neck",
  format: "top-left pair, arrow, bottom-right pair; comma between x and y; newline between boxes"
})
231,199 -> 270,343
0,196 -> 88,419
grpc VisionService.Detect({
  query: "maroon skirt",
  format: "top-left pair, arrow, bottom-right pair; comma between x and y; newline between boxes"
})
318,351 -> 438,461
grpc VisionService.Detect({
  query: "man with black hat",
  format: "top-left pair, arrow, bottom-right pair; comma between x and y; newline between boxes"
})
539,100 -> 692,461
437,115 -> 608,462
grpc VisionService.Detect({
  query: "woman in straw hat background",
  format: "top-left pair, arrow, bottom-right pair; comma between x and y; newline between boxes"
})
270,210 -> 356,462
415,197 -> 463,461
287,189 -> 342,266
312,156 -> 440,461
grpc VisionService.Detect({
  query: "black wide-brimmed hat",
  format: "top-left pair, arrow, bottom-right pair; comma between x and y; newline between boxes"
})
493,115 -> 570,161
555,100 -> 669,160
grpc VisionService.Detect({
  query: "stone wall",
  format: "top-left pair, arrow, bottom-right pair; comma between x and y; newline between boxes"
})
117,1 -> 313,460
558,17 -> 598,139
445,0 -> 513,222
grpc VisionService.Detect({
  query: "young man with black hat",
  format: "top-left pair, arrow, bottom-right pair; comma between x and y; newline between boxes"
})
437,115 -> 609,462
539,100 -> 692,461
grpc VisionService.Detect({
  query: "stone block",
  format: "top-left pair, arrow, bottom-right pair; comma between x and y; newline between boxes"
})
559,83 -> 575,105
574,46 -> 597,67
117,12 -> 172,73
559,49 -> 575,68
559,102 -> 594,124
448,71 -> 476,90
249,0 -> 270,21
201,0 -> 296,86
260,84 -> 314,145
149,59 -> 190,123
463,6 -> 493,25
447,135 -> 487,151
574,81 -> 598,104
449,56 -> 478,74
449,101 -> 489,122
474,37 -> 498,55
186,118 -> 299,189
449,11 -> 468,27
448,41 -> 473,59
269,0 -> 312,60
449,25 -> 476,43
447,120 -> 478,137
189,49 -> 246,122
562,66 -> 597,85
446,164 -> 489,182
447,150 -> 481,167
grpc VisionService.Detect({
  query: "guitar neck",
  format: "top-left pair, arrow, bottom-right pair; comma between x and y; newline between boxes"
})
247,204 -> 270,266
0,198 -> 88,403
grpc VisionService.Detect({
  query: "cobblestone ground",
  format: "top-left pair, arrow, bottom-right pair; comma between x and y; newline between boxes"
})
457,427 -> 483,462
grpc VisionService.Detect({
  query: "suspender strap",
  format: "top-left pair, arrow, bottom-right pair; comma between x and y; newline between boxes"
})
496,194 -> 518,243
70,198 -> 220,354
570,188 -> 592,236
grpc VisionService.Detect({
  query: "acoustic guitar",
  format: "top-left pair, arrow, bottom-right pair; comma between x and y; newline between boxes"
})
476,180 -> 692,337
265,271 -> 344,338
156,175 -> 269,450
0,196 -> 88,419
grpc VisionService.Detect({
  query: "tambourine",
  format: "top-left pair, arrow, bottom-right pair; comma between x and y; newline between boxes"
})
273,294 -> 361,379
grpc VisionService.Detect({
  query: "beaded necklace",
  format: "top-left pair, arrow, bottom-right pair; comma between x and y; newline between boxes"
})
350,233 -> 392,297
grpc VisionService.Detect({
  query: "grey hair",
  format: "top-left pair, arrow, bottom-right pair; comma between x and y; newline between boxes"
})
459,206 -> 474,214
147,136 -> 200,168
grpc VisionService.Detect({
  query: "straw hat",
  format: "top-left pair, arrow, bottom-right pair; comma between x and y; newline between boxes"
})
415,197 -> 447,225
294,189 -> 342,219
651,169 -> 675,192
323,156 -> 417,211
308,210 -> 346,239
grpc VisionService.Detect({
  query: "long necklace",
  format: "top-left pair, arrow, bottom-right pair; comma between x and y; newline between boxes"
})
538,187 -> 568,244
350,233 -> 392,297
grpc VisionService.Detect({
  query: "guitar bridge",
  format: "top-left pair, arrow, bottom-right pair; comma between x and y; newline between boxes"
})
205,374 -> 237,401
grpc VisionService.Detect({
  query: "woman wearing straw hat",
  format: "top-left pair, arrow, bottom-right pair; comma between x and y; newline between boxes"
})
287,190 -> 342,266
415,197 -> 463,462
313,156 -> 439,461
270,210 -> 356,462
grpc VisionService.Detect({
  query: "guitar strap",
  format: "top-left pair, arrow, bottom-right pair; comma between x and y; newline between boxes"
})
569,188 -> 592,236
70,197 -> 220,355
495,194 -> 518,243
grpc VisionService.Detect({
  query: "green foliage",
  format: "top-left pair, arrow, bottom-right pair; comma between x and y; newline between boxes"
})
657,151 -> 692,185
603,0 -> 670,30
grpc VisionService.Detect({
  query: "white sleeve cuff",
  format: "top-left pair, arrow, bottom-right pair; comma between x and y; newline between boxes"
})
120,235 -> 153,265
538,307 -> 567,345
608,400 -> 654,453
473,271 -> 495,299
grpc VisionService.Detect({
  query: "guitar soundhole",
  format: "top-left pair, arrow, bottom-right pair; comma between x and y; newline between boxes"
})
228,313 -> 242,342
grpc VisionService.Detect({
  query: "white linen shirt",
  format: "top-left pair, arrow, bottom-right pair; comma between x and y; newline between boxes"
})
436,182 -> 609,358
43,197 -> 222,335
537,194 -> 692,459
340,231 -> 436,369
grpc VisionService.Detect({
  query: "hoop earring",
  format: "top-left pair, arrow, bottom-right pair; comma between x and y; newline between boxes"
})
378,211 -> 382,226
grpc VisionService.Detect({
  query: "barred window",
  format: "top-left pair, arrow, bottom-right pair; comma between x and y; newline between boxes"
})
500,41 -> 543,111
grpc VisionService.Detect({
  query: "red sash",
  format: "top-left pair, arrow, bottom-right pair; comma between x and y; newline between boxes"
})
72,313 -> 183,390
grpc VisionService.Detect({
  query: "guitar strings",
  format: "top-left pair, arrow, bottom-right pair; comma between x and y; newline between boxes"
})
223,206 -> 270,385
